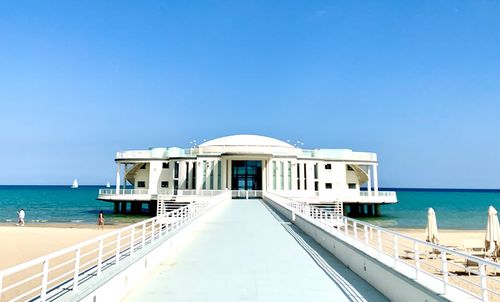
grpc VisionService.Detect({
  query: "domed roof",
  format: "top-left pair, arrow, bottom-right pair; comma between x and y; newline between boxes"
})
200,135 -> 294,148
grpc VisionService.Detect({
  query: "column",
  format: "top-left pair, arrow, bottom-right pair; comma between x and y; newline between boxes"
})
373,164 -> 379,195
367,165 -> 372,195
123,163 -> 127,191
116,164 -> 121,194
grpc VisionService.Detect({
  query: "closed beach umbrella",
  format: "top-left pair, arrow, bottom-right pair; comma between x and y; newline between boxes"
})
426,208 -> 439,244
485,206 -> 500,257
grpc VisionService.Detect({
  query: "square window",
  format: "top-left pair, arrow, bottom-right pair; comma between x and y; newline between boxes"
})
348,183 -> 356,189
162,162 -> 169,169
137,181 -> 146,188
325,183 -> 332,189
161,181 -> 169,188
325,164 -> 332,170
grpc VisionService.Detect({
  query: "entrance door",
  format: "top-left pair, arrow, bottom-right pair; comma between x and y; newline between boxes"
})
231,160 -> 262,190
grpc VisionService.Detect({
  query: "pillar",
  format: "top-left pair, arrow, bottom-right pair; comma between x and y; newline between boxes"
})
116,164 -> 121,194
367,204 -> 374,216
121,202 -> 127,214
373,164 -> 379,195
375,204 -> 381,216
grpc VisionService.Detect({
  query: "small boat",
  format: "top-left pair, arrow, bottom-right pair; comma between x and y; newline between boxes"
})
71,179 -> 79,189
106,182 -> 111,188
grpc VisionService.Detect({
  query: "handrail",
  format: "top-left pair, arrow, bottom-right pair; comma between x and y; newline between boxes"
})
264,191 -> 500,302
98,189 -> 149,195
0,191 -> 231,302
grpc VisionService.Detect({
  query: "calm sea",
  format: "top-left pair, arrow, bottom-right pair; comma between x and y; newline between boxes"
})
0,186 -> 499,229
0,186 -> 144,225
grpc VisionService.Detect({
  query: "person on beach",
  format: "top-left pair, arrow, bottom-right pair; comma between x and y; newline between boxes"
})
17,208 -> 25,226
97,210 -> 104,230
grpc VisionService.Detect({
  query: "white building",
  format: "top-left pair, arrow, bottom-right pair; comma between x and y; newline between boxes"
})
98,134 -> 397,216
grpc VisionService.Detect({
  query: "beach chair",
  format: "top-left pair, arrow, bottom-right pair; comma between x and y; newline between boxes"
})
462,238 -> 485,275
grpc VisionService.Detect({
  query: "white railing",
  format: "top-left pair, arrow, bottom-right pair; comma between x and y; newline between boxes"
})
264,192 -> 500,302
0,192 -> 230,302
156,189 -> 228,197
360,191 -> 397,197
98,189 -> 149,195
231,190 -> 263,199
115,150 -> 152,159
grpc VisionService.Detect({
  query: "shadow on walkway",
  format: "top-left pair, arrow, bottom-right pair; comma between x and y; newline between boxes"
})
260,200 -> 388,302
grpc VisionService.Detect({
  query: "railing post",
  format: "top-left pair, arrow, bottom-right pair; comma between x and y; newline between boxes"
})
441,250 -> 448,295
130,227 -> 135,256
97,239 -> 103,276
414,242 -> 420,279
73,248 -> 81,292
353,221 -> 358,240
41,260 -> 49,302
151,221 -> 156,242
480,263 -> 489,302
393,235 -> 399,267
364,225 -> 369,246
115,232 -> 121,264
142,223 -> 146,249
344,219 -> 348,237
377,229 -> 382,258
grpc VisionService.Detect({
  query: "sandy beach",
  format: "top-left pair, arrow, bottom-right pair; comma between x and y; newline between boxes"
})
0,224 -> 122,270
393,228 -> 486,248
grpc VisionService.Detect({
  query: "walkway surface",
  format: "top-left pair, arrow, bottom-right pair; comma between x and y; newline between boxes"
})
123,199 -> 388,302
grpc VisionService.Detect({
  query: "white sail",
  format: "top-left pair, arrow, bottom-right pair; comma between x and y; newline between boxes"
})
106,182 -> 111,188
71,179 -> 79,189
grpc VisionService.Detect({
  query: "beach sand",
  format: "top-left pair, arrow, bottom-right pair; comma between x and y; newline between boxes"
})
393,228 -> 485,248
0,223 -> 122,270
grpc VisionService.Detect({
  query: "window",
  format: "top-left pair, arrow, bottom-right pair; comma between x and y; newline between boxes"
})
325,163 -> 332,170
192,164 -> 196,189
272,161 -> 277,190
303,163 -> 307,190
137,181 -> 146,188
348,183 -> 357,189
209,161 -> 214,190
314,163 -> 318,179
162,162 -> 169,169
174,161 -> 179,179
217,160 -> 222,190
347,165 -> 354,171
202,161 -> 206,190
161,181 -> 169,188
280,161 -> 284,190
314,181 -> 319,192
325,183 -> 332,189
287,161 -> 292,190
140,164 -> 147,169
185,162 -> 189,189
297,163 -> 300,190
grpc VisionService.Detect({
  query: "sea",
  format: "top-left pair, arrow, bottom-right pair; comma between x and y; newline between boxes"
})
0,186 -> 499,229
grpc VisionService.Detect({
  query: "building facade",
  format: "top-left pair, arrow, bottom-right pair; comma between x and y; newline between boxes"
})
98,134 -> 397,215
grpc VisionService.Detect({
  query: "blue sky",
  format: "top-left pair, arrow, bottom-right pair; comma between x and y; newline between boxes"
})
0,1 -> 499,188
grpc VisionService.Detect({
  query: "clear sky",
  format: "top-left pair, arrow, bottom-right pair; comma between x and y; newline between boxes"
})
1,1 -> 499,188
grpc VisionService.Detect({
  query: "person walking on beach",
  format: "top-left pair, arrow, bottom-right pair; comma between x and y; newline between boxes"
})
97,210 -> 104,230
17,208 -> 25,226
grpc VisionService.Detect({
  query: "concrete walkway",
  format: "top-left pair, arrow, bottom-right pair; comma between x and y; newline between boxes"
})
122,199 -> 388,302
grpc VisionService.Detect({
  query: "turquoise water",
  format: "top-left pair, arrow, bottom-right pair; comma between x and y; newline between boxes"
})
0,186 -> 144,225
0,186 -> 499,229
361,189 -> 500,230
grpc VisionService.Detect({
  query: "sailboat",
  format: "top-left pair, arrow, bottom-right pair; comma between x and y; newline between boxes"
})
106,182 -> 111,188
71,179 -> 79,189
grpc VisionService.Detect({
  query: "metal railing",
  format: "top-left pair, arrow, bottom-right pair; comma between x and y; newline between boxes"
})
98,189 -> 149,195
359,191 -> 396,197
0,191 -> 231,302
157,189 -> 228,197
231,190 -> 263,199
264,192 -> 500,302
